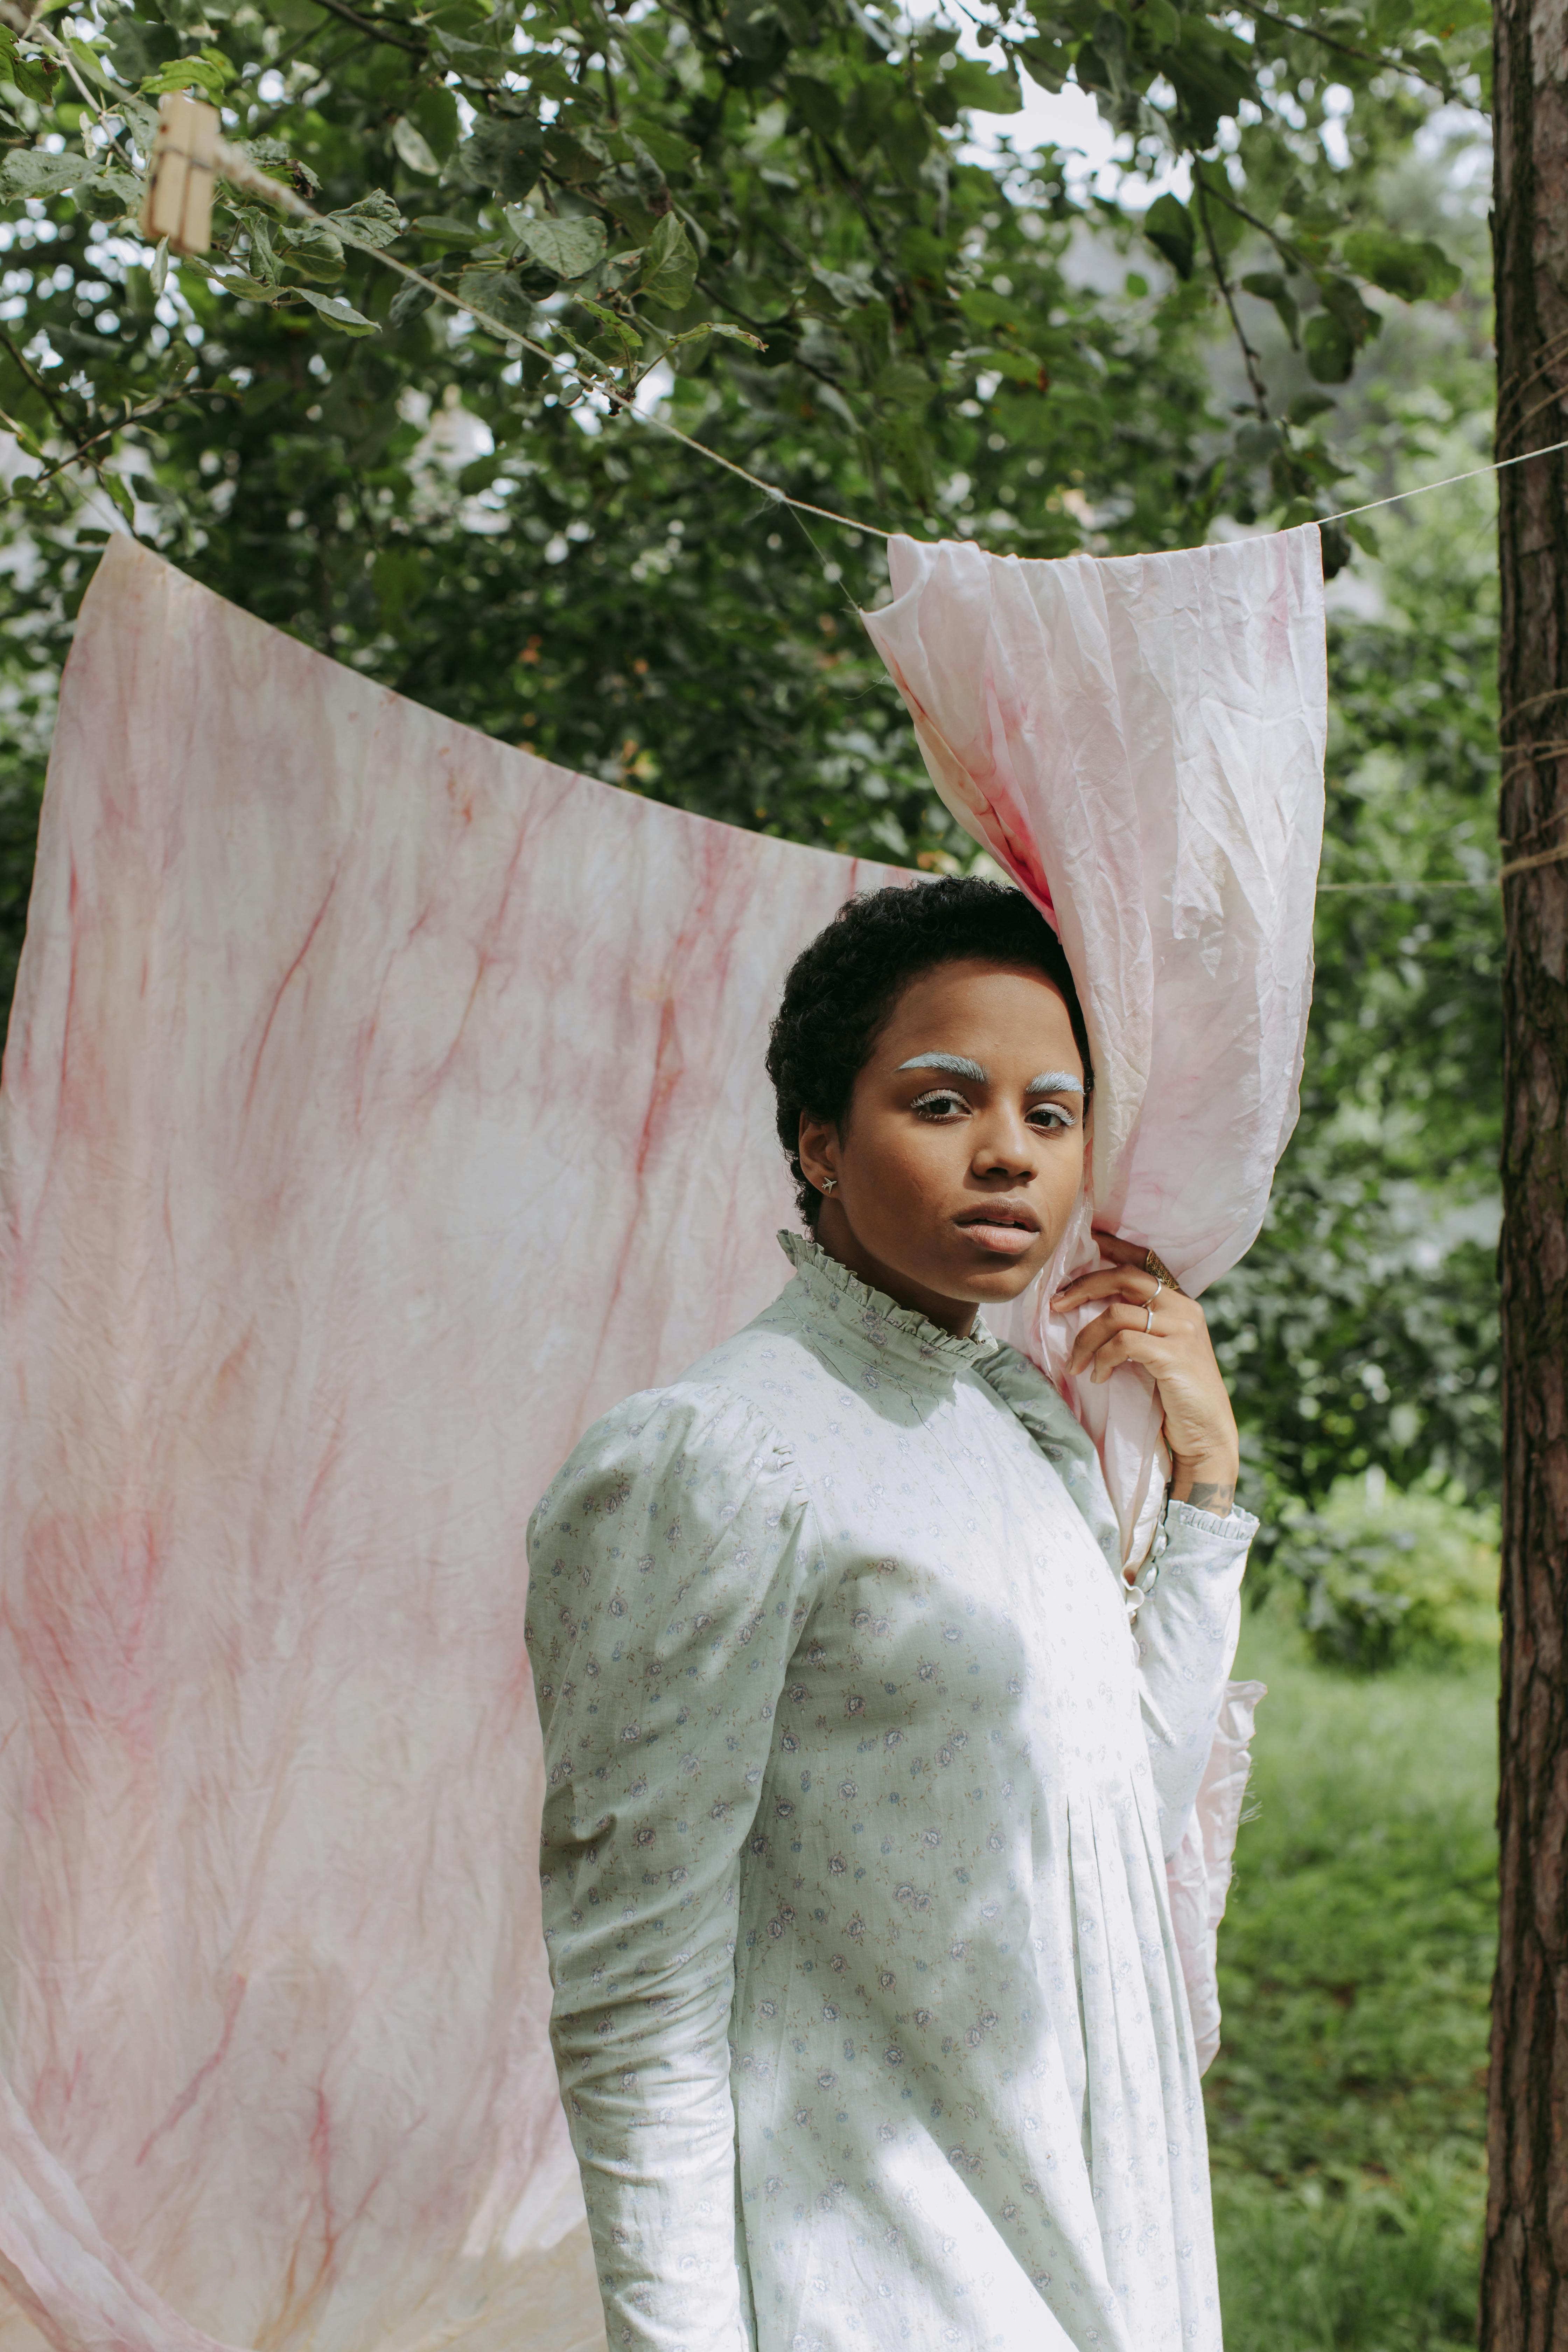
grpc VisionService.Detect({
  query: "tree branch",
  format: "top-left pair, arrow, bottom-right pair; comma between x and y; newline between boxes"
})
1246,4 -> 1454,97
1195,178 -> 1269,421
306,0 -> 425,56
0,324 -> 77,435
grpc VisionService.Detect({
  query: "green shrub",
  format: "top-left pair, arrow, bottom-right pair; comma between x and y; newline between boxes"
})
1214,2163 -> 1485,2351
1271,1476 -> 1499,1673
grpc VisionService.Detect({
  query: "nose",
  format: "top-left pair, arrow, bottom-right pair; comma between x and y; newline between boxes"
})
971,1105 -> 1037,1183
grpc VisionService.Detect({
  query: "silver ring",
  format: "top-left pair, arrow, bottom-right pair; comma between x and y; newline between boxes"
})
1144,1302 -> 1155,1332
1150,1275 -> 1164,1302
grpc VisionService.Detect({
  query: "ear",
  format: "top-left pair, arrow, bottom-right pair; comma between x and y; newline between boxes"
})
797,1110 -> 840,1195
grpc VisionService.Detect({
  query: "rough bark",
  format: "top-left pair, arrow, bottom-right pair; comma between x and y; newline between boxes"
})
1484,0 -> 1568,2342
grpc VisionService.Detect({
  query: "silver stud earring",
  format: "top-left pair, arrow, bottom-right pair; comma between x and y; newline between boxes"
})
820,1176 -> 838,1194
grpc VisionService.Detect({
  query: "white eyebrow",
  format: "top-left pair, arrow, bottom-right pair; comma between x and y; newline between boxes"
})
1026,1072 -> 1084,1096
896,1053 -> 987,1082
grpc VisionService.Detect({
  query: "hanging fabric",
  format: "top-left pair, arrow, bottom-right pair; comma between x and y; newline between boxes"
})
861,526 -> 1327,1566
0,522 -> 1323,2347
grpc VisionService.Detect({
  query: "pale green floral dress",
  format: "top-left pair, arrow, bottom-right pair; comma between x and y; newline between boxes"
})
525,1233 -> 1256,2352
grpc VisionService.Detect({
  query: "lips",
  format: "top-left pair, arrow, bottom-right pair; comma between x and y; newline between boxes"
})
956,1203 -> 1040,1234
955,1203 -> 1041,1257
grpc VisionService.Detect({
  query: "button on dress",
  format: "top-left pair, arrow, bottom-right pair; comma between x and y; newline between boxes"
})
526,1233 -> 1256,2352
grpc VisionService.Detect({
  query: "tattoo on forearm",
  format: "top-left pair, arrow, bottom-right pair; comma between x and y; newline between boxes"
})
1185,1478 -> 1236,1515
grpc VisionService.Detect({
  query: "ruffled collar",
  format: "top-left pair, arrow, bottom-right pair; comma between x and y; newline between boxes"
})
776,1229 -> 999,1383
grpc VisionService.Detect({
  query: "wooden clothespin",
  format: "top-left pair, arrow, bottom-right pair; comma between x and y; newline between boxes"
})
138,91 -> 219,257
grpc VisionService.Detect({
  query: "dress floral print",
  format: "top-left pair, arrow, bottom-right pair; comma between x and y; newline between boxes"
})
526,1233 -> 1256,2352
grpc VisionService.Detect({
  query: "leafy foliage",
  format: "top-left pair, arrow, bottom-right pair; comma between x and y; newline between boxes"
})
0,0 -> 1486,567
1201,173 -> 1503,1522
1271,1475 -> 1499,1672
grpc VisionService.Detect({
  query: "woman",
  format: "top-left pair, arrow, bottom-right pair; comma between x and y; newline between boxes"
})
525,877 -> 1254,2352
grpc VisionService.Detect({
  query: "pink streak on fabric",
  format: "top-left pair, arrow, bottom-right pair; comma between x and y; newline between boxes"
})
0,537 -> 902,2352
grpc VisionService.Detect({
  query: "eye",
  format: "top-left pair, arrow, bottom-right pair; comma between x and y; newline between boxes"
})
909,1088 -> 971,1121
1028,1102 -> 1078,1132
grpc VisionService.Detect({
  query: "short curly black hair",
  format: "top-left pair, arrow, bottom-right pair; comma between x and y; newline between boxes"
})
765,876 -> 1093,1226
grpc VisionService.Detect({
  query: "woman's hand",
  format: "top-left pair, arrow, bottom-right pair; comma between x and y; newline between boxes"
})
1050,1230 -> 1241,1514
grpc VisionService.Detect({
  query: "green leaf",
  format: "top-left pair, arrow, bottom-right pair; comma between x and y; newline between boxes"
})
0,29 -> 62,104
808,263 -> 868,312
456,266 -> 533,334
1,147 -> 90,196
215,267 -> 276,299
1139,0 -> 1182,47
876,357 -> 933,407
1318,273 -> 1381,345
881,96 -> 932,183
1303,309 -> 1354,383
1342,229 -> 1463,305
93,162 -> 144,207
1241,270 -> 1300,349
139,47 -> 232,98
978,343 -> 1052,384
516,214 -> 606,282
388,279 -> 435,326
783,74 -> 842,137
371,544 -> 425,620
391,117 -> 440,178
958,288 -> 1025,330
638,212 -> 698,313
1161,25 -> 1256,143
629,123 -> 696,179
295,288 -> 377,335
408,85 -> 460,164
1143,192 -> 1195,281
544,126 -> 612,186
575,295 -> 639,363
1317,520 -> 1351,578
412,215 -> 481,245
461,112 -> 545,202
328,191 -> 405,252
1011,34 -> 1069,89
723,0 -> 787,64
942,56 -> 1023,112
278,221 -> 345,282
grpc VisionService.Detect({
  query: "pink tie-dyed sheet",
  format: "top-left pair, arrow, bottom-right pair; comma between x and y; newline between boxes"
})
0,523 -> 1325,2349
0,536 -> 899,2352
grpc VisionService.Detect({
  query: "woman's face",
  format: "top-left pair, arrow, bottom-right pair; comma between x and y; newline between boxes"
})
797,957 -> 1089,1337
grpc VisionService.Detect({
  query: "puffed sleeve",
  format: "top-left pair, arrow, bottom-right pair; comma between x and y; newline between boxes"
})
1127,1496 -> 1258,1857
524,1384 -> 817,2352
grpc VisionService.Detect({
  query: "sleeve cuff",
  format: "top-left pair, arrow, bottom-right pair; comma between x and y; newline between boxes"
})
1126,1494 -> 1258,1610
1163,1495 -> 1259,1545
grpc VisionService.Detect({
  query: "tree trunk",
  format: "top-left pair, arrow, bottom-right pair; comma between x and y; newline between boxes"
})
1484,0 -> 1568,2340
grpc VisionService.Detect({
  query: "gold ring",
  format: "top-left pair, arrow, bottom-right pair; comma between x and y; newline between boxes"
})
1143,1246 -> 1184,1295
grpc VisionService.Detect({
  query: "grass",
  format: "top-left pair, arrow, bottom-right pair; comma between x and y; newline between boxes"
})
1206,1607 -> 1496,2351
